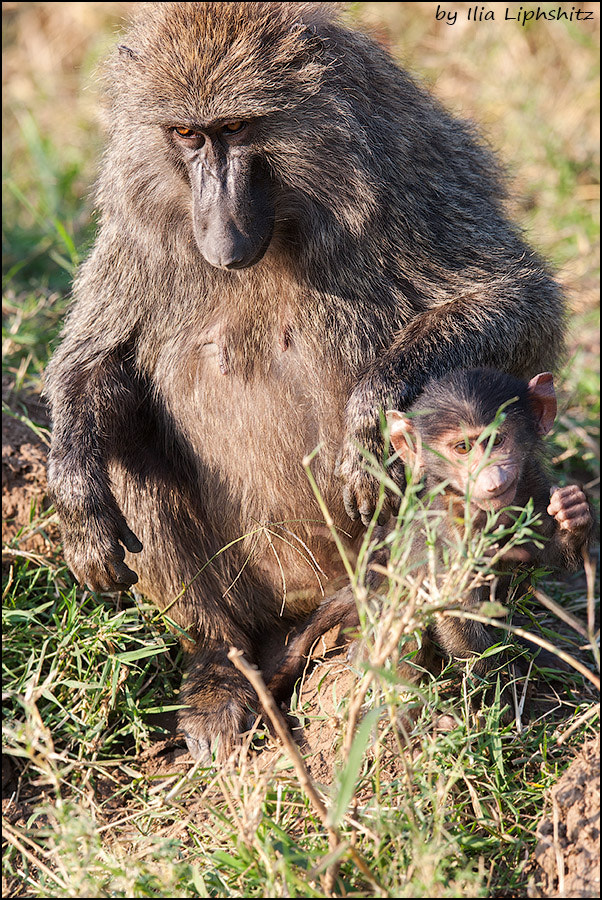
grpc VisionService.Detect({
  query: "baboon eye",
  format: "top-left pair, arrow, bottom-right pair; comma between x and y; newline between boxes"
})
454,441 -> 471,455
492,434 -> 504,446
222,120 -> 247,135
173,126 -> 199,138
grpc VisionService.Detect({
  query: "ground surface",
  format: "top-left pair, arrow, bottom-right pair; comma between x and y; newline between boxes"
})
2,400 -> 600,897
529,735 -> 600,899
2,384 -> 50,551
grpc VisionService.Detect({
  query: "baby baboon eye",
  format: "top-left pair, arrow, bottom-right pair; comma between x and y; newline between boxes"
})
454,441 -> 471,455
492,434 -> 505,446
222,120 -> 247,135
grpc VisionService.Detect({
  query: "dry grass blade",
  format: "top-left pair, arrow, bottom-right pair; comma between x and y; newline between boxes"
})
228,646 -> 383,896
554,703 -> 600,744
533,587 -> 589,639
2,820 -> 67,891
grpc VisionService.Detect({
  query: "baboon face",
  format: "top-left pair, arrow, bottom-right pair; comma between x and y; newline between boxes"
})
170,120 -> 275,269
386,370 -> 557,512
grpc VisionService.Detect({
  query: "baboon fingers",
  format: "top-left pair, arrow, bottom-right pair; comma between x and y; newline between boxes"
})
557,512 -> 593,532
119,523 -> 143,554
548,485 -> 593,533
342,471 -> 386,525
548,484 -> 587,513
74,565 -> 138,594
66,537 -> 140,592
183,732 -> 212,763
109,560 -> 140,588
179,699 -> 259,763
343,485 -> 361,521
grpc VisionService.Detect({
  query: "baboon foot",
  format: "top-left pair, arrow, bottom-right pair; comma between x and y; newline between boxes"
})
178,691 -> 259,762
178,657 -> 259,762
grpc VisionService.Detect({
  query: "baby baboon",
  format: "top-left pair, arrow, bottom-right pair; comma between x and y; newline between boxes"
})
268,368 -> 593,702
45,3 -> 566,759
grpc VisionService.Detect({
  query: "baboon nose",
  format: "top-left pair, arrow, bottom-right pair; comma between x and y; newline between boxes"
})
222,254 -> 247,270
203,236 -> 255,270
202,247 -> 244,269
207,239 -> 268,270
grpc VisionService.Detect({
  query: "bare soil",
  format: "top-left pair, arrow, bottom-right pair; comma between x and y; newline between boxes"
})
2,382 -> 55,552
529,734 -> 600,899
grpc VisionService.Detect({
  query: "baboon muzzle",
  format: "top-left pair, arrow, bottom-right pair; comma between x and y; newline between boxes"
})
192,156 -> 275,270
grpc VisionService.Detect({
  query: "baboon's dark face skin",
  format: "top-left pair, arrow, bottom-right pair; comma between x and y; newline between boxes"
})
171,120 -> 274,269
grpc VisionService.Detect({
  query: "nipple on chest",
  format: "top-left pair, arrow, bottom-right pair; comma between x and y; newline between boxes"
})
218,345 -> 230,375
216,324 -> 293,376
281,325 -> 292,353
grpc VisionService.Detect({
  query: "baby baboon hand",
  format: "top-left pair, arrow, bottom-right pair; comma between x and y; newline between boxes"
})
548,484 -> 592,534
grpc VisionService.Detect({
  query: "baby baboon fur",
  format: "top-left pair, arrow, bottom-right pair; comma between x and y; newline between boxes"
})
267,369 -> 593,704
45,3 -> 565,759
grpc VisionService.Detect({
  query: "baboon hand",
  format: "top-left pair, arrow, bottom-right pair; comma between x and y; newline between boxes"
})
63,511 -> 142,592
50,475 -> 143,591
548,484 -> 593,534
339,372 -> 411,525
337,438 -> 393,526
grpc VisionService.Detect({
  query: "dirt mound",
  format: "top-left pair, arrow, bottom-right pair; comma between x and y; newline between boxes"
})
529,734 -> 600,898
285,630 -> 359,783
2,388 -> 54,552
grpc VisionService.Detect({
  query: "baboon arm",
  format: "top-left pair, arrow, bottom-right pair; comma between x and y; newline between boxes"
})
46,343 -> 144,592
340,281 -> 564,524
502,482 -> 595,571
45,245 -> 148,591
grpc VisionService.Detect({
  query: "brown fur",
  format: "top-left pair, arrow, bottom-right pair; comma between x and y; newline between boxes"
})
45,4 -> 566,758
268,369 -> 593,704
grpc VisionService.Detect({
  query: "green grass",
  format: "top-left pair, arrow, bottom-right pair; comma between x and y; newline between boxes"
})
2,2 -> 599,898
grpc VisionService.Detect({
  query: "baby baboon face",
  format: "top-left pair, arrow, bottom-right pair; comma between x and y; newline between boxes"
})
386,370 -> 558,512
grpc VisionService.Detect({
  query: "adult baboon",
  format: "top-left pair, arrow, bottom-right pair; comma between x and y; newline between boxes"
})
45,2 -> 565,759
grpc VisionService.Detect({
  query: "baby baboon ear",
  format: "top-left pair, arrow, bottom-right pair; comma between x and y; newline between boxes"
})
386,410 -> 419,463
118,45 -> 140,61
527,372 -> 557,436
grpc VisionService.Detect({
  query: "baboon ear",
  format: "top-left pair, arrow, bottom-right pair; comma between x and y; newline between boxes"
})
527,372 -> 557,435
386,410 -> 416,461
